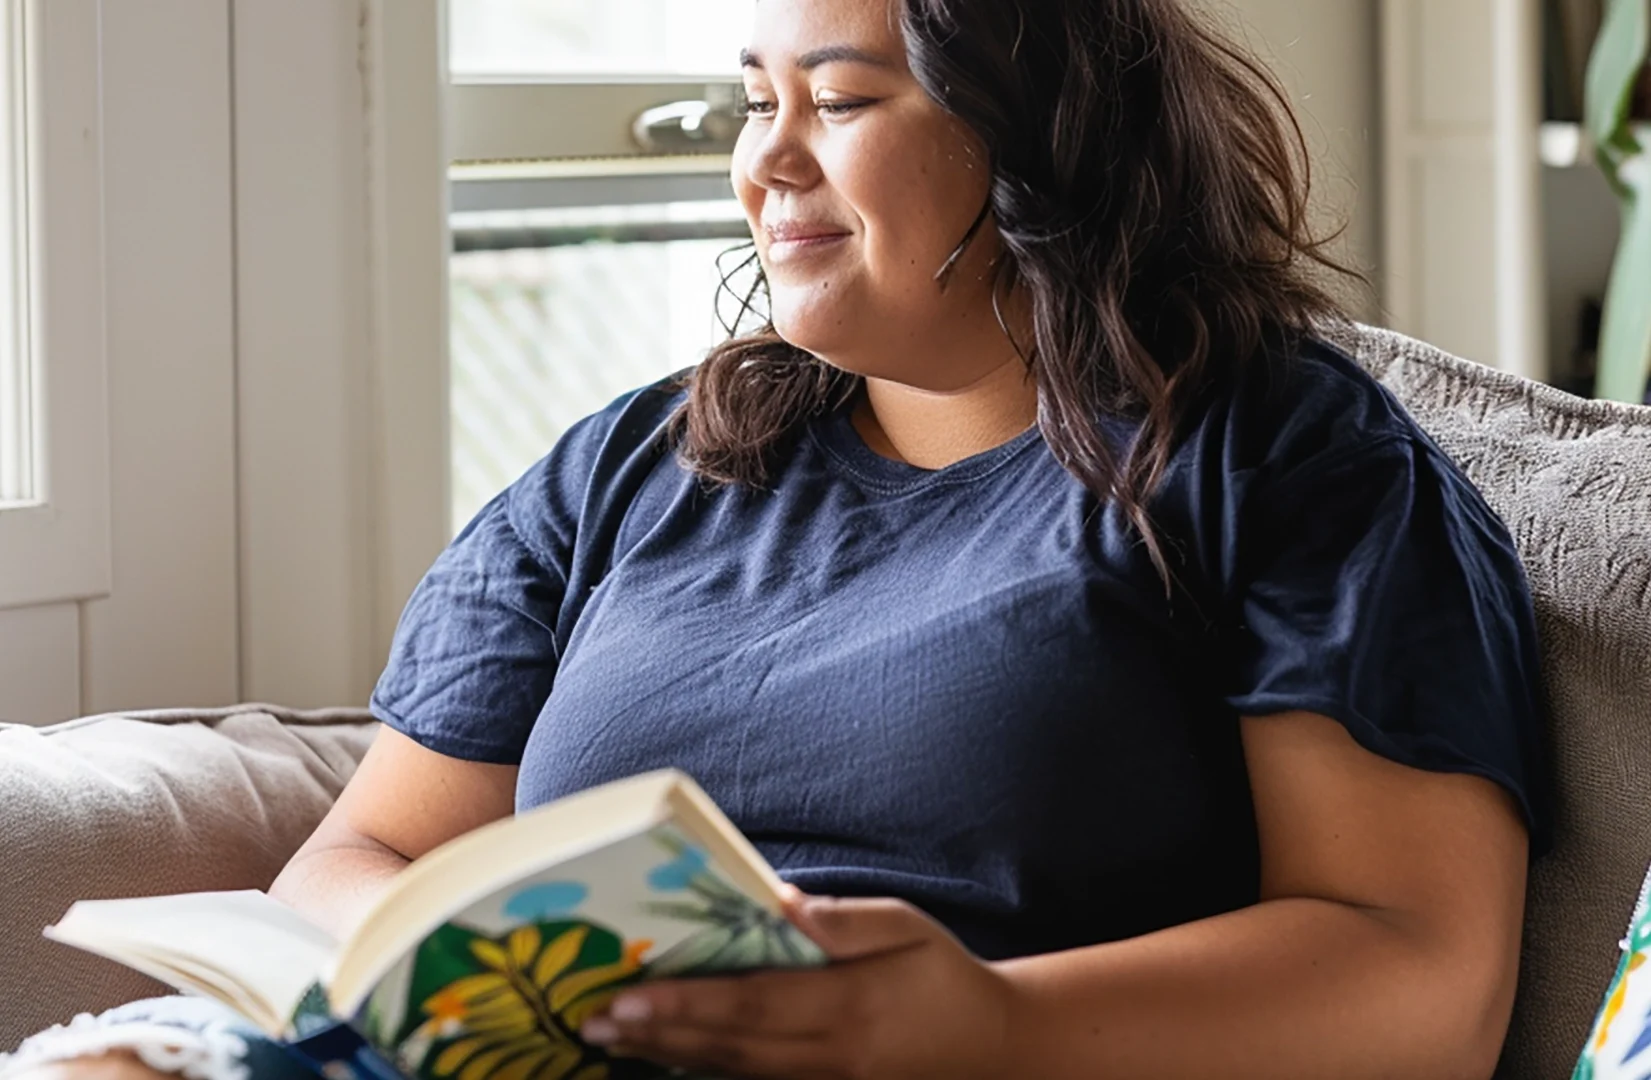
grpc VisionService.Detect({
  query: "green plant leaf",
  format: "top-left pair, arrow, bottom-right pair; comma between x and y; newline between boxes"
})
1586,0 -> 1650,183
1595,155 -> 1651,403
1587,0 -> 1651,403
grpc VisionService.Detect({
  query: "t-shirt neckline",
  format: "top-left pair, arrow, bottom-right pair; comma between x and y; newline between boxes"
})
810,395 -> 1045,494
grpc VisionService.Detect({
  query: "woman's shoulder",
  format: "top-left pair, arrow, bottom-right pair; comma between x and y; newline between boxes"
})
1208,332 -> 1426,487
515,374 -> 689,490
556,373 -> 692,466
477,373 -> 691,554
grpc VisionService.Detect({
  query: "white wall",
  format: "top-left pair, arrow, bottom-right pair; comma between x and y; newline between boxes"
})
1201,0 -> 1383,318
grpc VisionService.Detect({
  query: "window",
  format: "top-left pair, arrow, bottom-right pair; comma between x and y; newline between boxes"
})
447,1 -> 750,530
0,0 -> 110,608
0,0 -> 30,508
451,0 -> 750,79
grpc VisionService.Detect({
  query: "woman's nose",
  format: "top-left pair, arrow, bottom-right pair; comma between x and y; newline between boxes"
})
741,108 -> 819,193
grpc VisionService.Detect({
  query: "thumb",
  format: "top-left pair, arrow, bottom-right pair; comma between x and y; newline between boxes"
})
784,894 -> 941,962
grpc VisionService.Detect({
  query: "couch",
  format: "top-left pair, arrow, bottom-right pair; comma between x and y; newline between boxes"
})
2,325 -> 1648,1079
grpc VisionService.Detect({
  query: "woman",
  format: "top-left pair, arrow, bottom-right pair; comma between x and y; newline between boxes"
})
6,0 -> 1549,1077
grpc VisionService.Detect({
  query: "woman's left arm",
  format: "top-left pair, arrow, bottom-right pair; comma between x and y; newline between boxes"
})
581,709 -> 1528,1080
997,708 -> 1529,1079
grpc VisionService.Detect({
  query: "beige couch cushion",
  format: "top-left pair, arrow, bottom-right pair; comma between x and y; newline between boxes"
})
0,705 -> 377,1052
1334,325 -> 1651,1079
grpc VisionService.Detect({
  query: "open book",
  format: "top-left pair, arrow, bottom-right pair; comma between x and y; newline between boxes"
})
44,770 -> 826,1080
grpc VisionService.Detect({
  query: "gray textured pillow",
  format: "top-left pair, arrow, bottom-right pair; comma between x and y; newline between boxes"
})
1332,324 -> 1651,1080
0,705 -> 377,1052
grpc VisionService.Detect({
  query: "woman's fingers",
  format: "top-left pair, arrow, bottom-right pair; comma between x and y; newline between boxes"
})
589,967 -> 854,1038
580,893 -> 997,1079
788,895 -> 945,961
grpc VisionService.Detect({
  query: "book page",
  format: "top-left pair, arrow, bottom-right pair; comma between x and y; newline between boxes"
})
46,890 -> 336,1034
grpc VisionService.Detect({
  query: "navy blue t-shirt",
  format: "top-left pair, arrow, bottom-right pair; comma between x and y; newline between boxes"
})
372,338 -> 1550,961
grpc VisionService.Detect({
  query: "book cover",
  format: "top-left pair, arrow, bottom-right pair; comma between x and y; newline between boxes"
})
288,824 -> 824,1080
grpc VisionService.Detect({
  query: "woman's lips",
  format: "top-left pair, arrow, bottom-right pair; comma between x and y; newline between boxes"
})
759,224 -> 851,264
766,234 -> 851,262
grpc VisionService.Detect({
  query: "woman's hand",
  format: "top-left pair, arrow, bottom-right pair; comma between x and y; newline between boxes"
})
579,888 -> 1015,1079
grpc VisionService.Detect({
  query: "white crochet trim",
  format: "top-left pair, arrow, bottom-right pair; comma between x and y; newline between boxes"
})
1622,860 -> 1651,953
0,1012 -> 250,1080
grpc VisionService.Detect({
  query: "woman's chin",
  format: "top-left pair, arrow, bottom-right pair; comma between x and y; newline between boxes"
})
770,305 -> 867,365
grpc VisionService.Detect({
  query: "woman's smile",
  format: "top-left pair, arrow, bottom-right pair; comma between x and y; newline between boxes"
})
759,217 -> 851,264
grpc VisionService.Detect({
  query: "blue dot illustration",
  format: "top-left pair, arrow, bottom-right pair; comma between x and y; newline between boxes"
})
503,881 -> 589,921
647,846 -> 710,892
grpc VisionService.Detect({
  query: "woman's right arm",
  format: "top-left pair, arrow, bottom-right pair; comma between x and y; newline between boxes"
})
268,725 -> 518,940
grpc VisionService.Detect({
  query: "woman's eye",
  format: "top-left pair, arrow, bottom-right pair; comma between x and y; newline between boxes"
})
816,100 -> 870,116
735,95 -> 870,120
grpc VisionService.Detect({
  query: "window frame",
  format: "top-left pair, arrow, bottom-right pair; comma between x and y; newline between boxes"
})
0,0 -> 111,611
448,79 -> 742,165
0,0 -> 30,505
426,6 -> 759,541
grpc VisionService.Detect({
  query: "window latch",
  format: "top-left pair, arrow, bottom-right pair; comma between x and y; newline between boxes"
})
632,88 -> 744,154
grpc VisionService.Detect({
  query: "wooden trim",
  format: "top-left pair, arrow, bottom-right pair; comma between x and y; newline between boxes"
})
1491,0 -> 1546,382
361,0 -> 451,673
80,0 -> 240,714
232,0 -> 377,707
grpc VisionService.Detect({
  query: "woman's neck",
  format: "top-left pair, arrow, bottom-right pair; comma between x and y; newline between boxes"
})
852,356 -> 1039,470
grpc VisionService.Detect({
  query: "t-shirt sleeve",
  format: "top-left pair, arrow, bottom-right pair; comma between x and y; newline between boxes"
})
1223,432 -> 1550,844
368,382 -> 681,766
368,455 -> 572,765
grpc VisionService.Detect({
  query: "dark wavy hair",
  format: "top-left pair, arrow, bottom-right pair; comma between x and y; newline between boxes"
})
671,0 -> 1358,591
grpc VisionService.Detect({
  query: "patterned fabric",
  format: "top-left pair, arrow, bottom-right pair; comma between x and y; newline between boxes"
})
1572,864 -> 1651,1079
0,997 -> 314,1080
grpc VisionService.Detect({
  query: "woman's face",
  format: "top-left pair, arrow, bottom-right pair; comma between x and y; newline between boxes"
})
732,0 -> 1009,391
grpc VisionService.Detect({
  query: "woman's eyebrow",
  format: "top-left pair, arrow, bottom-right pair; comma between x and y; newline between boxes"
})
739,45 -> 897,72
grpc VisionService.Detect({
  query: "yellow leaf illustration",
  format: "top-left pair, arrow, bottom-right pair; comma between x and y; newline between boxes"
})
469,939 -> 512,973
458,1017 -> 541,1043
507,926 -> 541,970
560,989 -> 621,1032
433,1037 -> 490,1075
423,922 -> 643,1080
533,926 -> 590,990
548,958 -> 640,1013
445,972 -> 513,1005
458,1043 -> 520,1080
490,1048 -> 553,1080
